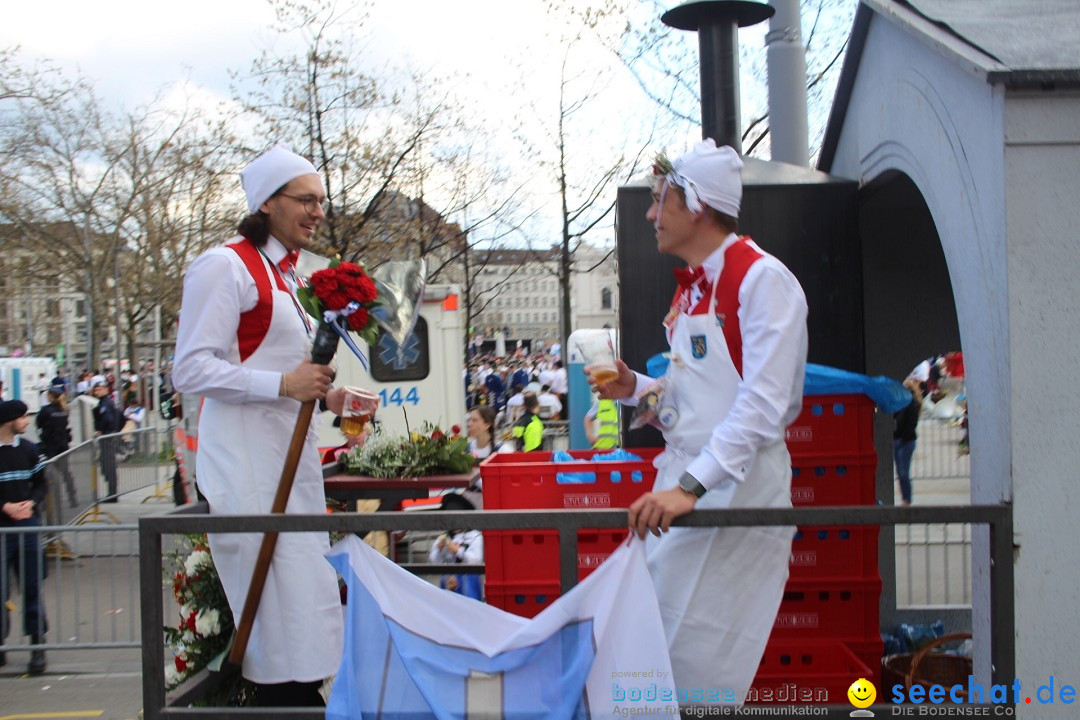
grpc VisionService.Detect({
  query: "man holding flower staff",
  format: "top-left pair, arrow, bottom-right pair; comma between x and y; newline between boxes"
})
174,145 -> 368,706
590,140 -> 808,702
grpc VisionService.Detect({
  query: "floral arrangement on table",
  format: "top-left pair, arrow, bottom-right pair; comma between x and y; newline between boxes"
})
342,423 -> 474,478
163,534 -> 234,690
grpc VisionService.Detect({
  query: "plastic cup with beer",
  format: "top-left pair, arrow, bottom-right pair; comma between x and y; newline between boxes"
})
341,387 -> 379,436
577,330 -> 619,386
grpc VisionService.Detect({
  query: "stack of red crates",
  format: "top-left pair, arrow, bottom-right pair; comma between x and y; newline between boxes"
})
479,448 -> 661,617
479,394 -> 882,704
750,393 -> 883,704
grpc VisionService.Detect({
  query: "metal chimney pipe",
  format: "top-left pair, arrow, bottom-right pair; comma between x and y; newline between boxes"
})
662,1 -> 774,152
766,0 -> 810,166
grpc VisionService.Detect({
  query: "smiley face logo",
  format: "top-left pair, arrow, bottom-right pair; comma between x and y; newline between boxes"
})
847,677 -> 877,708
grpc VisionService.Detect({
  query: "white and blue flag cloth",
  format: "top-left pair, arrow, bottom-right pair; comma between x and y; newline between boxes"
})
325,534 -> 679,719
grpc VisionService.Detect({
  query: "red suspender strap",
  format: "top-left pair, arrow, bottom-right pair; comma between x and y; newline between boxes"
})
226,238 -> 288,362
713,236 -> 763,378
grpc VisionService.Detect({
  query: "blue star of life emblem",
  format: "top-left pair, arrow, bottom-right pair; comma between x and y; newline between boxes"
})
377,332 -> 421,370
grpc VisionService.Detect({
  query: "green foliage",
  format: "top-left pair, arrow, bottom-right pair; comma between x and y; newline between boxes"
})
343,423 -> 474,478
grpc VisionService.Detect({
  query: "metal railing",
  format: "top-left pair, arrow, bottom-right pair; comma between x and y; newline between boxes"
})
0,522 -> 142,654
896,522 -> 972,606
40,427 -> 174,528
0,431 -> 173,656
139,503 -> 1014,720
911,417 -> 970,480
889,415 -> 973,608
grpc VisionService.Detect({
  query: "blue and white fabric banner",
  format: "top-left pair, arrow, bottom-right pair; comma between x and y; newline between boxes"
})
325,535 -> 679,719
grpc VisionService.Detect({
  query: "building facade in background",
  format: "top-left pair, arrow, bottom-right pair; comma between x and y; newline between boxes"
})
469,244 -> 617,349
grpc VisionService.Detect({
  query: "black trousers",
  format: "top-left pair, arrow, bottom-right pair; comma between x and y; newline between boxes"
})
251,680 -> 325,707
98,436 -> 119,501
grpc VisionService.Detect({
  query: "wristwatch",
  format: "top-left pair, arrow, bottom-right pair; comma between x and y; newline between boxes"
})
677,471 -> 707,498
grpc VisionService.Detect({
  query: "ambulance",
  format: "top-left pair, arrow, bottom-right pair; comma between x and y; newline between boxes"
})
315,283 -> 467,446
0,356 -> 57,413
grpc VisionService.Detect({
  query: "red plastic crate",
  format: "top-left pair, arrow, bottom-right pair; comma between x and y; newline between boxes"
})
485,581 -> 560,618
848,636 -> 885,689
790,453 -> 877,506
748,640 -> 872,705
484,528 -> 630,584
771,577 -> 882,640
786,393 -> 876,458
789,525 -> 880,580
479,448 -> 662,510
481,449 -> 658,586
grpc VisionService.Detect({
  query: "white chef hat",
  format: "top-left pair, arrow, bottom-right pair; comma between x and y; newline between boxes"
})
664,139 -> 743,218
240,145 -> 319,214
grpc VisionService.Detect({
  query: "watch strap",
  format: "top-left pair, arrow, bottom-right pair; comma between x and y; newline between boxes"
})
678,471 -> 707,498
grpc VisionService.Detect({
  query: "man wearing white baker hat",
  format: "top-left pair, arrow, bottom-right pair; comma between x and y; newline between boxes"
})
173,145 -> 349,707
592,139 -> 809,702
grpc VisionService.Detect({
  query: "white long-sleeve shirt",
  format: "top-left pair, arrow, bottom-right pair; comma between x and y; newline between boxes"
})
427,529 -> 484,565
173,236 -> 300,403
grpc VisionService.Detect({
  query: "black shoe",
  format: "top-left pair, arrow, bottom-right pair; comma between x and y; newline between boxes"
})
29,649 -> 46,675
0,651 -> 6,667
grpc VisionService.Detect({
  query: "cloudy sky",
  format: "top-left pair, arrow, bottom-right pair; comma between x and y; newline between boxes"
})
2,0 -> 650,121
2,1 -> 852,246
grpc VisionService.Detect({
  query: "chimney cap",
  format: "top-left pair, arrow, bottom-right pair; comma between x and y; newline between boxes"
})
661,1 -> 774,31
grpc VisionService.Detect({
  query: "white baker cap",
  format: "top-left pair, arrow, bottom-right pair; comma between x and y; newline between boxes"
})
666,139 -> 743,218
240,145 -> 320,214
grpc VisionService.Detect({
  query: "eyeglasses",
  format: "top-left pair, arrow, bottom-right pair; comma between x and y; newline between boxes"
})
278,193 -> 329,215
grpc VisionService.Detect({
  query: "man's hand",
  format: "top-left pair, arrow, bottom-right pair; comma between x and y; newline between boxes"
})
325,387 -> 347,416
2,500 -> 34,521
587,358 -> 637,401
283,359 -> 334,401
627,488 -> 697,539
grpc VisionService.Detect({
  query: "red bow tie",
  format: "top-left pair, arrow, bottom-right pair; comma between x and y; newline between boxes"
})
278,250 -> 299,274
673,266 -> 705,289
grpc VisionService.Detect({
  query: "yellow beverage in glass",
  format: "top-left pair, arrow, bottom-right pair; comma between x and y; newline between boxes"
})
340,414 -> 372,436
587,365 -> 620,386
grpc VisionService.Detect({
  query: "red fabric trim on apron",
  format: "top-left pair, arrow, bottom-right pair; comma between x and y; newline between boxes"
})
712,237 -> 762,377
665,236 -> 763,377
227,238 -> 289,362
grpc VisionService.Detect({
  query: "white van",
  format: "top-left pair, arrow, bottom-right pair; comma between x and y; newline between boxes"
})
0,356 -> 57,413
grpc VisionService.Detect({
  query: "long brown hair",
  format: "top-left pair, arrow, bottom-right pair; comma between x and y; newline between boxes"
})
470,406 -> 497,451
49,389 -> 67,412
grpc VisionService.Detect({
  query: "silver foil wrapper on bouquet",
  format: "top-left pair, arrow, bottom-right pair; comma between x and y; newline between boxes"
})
370,259 -> 427,347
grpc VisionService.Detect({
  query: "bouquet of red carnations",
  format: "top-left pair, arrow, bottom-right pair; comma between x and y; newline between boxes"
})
296,260 -> 381,365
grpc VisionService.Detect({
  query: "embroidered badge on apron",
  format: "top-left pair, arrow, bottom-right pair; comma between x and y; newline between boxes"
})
715,311 -> 726,327
691,334 -> 707,359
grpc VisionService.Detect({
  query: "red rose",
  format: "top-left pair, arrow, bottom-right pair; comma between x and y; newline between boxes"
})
356,275 -> 377,303
186,612 -> 197,632
311,270 -> 336,294
347,307 -> 369,332
175,655 -> 188,673
431,430 -> 444,440
325,290 -> 350,310
451,424 -> 462,436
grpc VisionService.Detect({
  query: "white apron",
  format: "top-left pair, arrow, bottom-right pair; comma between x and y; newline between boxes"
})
196,249 -> 343,684
647,268 -> 794,702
